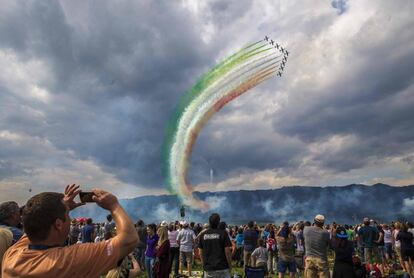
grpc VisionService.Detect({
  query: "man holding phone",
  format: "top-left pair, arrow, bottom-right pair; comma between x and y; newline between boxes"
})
2,184 -> 138,278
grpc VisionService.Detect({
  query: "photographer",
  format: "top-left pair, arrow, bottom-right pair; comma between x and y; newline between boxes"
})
2,184 -> 138,278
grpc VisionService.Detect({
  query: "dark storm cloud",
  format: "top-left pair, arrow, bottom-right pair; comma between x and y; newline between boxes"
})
0,1 -> 221,187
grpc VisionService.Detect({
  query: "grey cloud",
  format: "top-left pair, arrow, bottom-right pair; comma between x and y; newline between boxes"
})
1,1 -> 413,195
0,1 -> 220,188
331,0 -> 348,15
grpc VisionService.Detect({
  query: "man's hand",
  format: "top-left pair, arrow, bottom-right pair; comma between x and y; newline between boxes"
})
92,188 -> 120,211
63,184 -> 85,210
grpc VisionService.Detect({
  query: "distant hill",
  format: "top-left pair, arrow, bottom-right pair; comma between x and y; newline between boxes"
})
73,183 -> 414,224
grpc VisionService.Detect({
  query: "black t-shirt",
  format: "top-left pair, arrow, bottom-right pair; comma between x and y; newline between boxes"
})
331,238 -> 353,265
397,231 -> 414,252
198,228 -> 232,271
243,228 -> 259,252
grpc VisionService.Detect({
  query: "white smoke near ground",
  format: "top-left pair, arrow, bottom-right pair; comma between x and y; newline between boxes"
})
401,197 -> 414,215
205,196 -> 228,211
261,199 -> 274,216
154,203 -> 179,222
273,195 -> 300,221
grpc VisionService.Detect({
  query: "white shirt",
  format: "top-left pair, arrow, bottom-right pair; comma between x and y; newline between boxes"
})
384,229 -> 392,244
177,228 -> 196,252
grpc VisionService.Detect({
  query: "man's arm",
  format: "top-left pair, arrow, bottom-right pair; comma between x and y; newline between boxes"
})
92,189 -> 139,259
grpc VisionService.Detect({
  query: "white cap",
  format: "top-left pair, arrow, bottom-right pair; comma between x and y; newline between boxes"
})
161,221 -> 168,226
314,214 -> 325,224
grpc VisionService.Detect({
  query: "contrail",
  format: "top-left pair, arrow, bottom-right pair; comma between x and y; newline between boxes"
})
163,37 -> 289,210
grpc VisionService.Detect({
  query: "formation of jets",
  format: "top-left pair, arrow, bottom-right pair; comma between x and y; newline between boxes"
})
264,35 -> 289,77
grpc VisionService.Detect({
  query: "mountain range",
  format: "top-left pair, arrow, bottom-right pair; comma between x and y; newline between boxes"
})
73,183 -> 414,225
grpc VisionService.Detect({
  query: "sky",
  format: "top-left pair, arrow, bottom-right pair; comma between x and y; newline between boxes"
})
1,0 -> 414,204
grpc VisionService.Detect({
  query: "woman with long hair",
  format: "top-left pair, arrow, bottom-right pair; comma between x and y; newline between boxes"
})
168,223 -> 179,277
396,223 -> 414,276
153,225 -> 170,278
145,224 -> 158,278
331,226 -> 355,278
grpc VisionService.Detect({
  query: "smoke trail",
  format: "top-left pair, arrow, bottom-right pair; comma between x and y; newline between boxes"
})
163,38 -> 289,210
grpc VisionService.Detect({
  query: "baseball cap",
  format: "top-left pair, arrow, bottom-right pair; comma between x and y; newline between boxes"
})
314,214 -> 325,224
161,220 -> 168,226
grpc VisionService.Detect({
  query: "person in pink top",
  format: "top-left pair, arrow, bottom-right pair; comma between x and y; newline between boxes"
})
168,223 -> 179,276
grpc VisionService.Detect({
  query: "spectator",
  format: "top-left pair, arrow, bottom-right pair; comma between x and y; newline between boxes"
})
135,219 -> 147,270
293,222 -> 305,276
352,255 -> 366,278
396,223 -> 414,275
168,223 -> 180,277
393,222 -> 405,272
382,224 -> 393,262
0,228 -> 13,277
81,218 -> 95,243
303,214 -> 330,278
177,220 -> 196,276
331,226 -> 354,278
266,230 -> 276,274
251,238 -> 268,272
104,214 -> 116,240
68,219 -> 80,245
1,184 -> 138,278
234,227 -> 244,267
198,213 -> 232,278
154,226 -> 171,278
276,222 -> 296,278
145,223 -> 158,278
243,220 -> 259,268
105,253 -> 140,278
0,201 -> 23,244
358,217 -> 378,264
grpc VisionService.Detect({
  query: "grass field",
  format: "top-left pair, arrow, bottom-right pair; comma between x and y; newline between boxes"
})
133,251 -> 406,278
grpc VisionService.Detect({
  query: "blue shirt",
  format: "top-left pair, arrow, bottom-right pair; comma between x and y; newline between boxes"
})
236,233 -> 244,247
81,224 -> 94,243
243,229 -> 259,252
0,224 -> 23,244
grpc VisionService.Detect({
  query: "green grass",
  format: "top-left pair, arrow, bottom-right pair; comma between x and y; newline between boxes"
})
134,251 -> 407,277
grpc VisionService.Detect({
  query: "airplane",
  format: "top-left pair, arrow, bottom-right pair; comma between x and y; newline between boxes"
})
277,72 -> 282,77
282,61 -> 285,66
280,47 -> 285,52
270,39 -> 274,45
280,65 -> 285,71
285,50 -> 289,56
276,43 -> 279,49
265,36 -> 269,41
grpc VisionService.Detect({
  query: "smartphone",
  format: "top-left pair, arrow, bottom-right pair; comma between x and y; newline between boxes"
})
79,191 -> 95,203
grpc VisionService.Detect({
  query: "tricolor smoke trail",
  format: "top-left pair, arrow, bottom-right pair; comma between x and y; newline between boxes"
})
163,38 -> 289,210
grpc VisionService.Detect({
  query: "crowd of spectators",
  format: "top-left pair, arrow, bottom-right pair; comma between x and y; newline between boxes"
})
1,184 -> 414,278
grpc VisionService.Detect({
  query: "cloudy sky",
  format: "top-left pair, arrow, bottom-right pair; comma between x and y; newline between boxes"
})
1,0 -> 414,204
